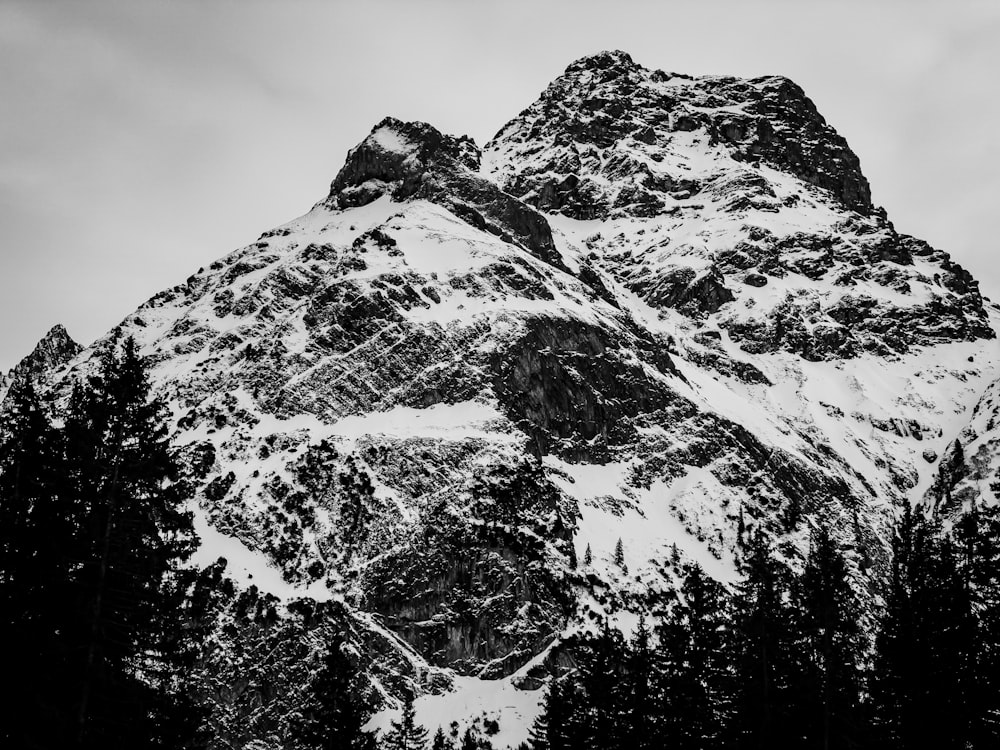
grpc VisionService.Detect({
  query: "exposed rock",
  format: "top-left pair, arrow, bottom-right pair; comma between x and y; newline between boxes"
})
361,460 -> 574,677
327,117 -> 565,269
925,439 -> 968,513
630,266 -> 735,317
0,324 -> 81,405
486,50 -> 872,219
491,316 -> 680,459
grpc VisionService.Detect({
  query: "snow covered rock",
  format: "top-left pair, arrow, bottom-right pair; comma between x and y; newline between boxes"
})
0,323 -> 80,404
17,49 -> 1000,746
485,49 -> 871,219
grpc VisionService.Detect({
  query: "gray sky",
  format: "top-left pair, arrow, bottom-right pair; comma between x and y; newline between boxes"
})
2,0 -> 998,371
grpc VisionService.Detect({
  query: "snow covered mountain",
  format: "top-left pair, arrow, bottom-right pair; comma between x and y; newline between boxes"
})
17,50 -> 1000,746
0,323 -> 80,403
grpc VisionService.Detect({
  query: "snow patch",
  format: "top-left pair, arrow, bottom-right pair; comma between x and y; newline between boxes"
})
367,646 -> 552,750
190,505 -> 333,603
370,125 -> 413,154
548,459 -> 740,585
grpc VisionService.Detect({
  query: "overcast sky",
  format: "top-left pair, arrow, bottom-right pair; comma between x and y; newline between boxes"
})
2,0 -> 998,371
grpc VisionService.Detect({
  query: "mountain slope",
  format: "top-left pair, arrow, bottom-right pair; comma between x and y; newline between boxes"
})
25,51 -> 1000,747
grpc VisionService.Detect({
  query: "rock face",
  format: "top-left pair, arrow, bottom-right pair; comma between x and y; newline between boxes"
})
484,52 -> 992,365
486,50 -> 871,219
923,374 -> 1000,519
22,51 -> 1000,746
0,324 -> 81,404
327,118 -> 563,268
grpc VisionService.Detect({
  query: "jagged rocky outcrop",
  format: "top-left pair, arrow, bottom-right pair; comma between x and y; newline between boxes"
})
924,371 -> 1000,518
0,324 -> 80,404
486,50 -> 871,219
485,52 -> 992,364
327,118 -> 565,269
16,50 -> 1000,748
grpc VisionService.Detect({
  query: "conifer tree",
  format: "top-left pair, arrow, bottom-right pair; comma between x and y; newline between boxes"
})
578,624 -> 626,750
614,538 -> 627,573
0,381 -> 76,747
870,505 -> 918,750
431,726 -> 453,750
63,336 -> 198,748
923,532 -> 976,750
387,691 -> 429,750
730,532 -> 803,748
871,504 -> 976,750
625,616 -> 658,750
796,525 -> 864,750
459,726 -> 491,750
528,678 -> 577,750
292,631 -> 376,750
526,699 -> 550,750
657,563 -> 733,749
955,498 -> 1000,746
583,543 -> 592,566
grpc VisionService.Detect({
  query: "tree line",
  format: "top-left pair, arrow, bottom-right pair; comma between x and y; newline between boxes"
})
326,504 -> 1000,750
285,501 -> 1000,750
523,507 -> 1000,750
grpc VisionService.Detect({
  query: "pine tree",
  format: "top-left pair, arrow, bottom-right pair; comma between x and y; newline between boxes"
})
292,631 -> 376,750
431,726 -> 453,750
583,543 -> 592,566
796,525 -> 864,750
625,616 -> 658,750
657,563 -> 733,749
63,336 -> 199,748
459,727 -> 478,750
387,691 -> 429,750
871,504 -> 976,750
0,381 -> 76,747
578,624 -> 627,750
528,678 -> 577,750
870,504 -> 918,749
923,532 -> 976,750
730,532 -> 802,748
526,707 -> 549,750
955,497 -> 1000,745
614,538 -> 628,573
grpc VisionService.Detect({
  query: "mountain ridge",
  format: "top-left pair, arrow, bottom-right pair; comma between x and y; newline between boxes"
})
12,50 -> 1000,747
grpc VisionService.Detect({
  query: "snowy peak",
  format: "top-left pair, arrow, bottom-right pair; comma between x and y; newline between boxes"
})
1,324 -> 81,401
562,48 -> 638,74
486,49 -> 871,219
19,50 -> 1000,744
475,51 -> 992,364
327,117 -> 480,207
26,324 -> 79,367
326,116 -> 564,268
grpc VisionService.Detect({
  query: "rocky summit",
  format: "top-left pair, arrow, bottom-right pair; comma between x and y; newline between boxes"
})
13,50 -> 1000,747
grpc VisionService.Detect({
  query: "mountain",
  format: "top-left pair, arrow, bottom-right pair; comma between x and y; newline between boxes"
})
20,51 -> 1000,746
0,323 -> 80,402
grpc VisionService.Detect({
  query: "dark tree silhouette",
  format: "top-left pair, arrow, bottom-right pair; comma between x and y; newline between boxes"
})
292,631 -> 376,750
796,525 -> 864,750
0,381 -> 76,747
387,691 -> 429,750
658,563 -> 733,749
63,336 -> 199,748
